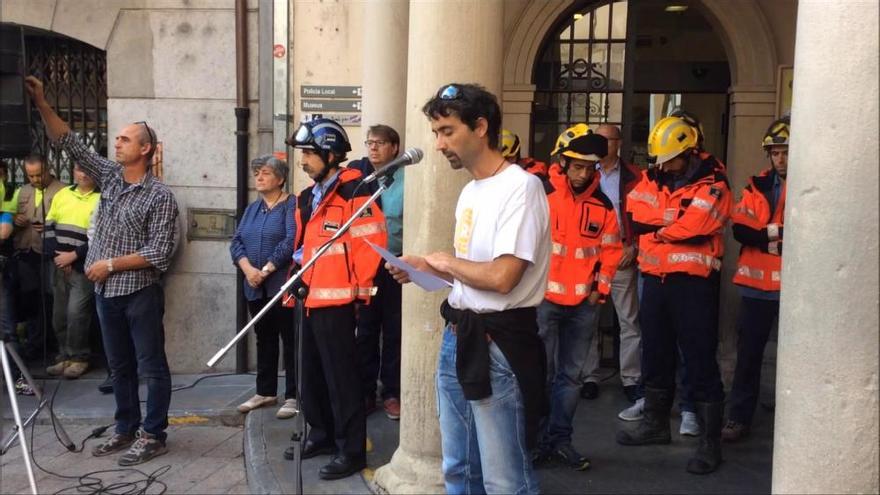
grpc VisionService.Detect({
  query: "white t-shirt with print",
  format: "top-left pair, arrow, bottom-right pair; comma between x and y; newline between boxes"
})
447,164 -> 550,313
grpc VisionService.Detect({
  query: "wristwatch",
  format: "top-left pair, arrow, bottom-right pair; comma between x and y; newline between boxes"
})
107,258 -> 114,273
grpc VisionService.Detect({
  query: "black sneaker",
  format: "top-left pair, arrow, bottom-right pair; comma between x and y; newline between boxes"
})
580,382 -> 599,400
118,430 -> 168,466
623,385 -> 640,403
92,432 -> 135,457
553,444 -> 591,471
530,446 -> 553,468
98,374 -> 113,394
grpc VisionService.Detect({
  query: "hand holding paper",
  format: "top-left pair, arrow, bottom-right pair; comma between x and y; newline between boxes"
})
366,241 -> 453,292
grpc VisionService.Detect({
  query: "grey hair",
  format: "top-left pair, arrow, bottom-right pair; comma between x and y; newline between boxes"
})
250,155 -> 289,185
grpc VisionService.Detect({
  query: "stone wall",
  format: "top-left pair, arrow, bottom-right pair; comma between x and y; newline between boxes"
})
1,0 -> 262,372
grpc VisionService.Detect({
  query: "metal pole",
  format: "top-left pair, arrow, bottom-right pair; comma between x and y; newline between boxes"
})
208,181 -> 390,368
1,345 -> 38,495
234,0 -> 250,373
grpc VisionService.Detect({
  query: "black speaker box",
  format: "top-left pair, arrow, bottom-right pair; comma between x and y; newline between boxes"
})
0,25 -> 30,159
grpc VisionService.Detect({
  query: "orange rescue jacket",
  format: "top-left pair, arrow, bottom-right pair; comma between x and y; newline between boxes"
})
626,153 -> 731,278
732,167 -> 785,291
287,167 -> 388,308
519,157 -> 549,179
543,165 -> 623,305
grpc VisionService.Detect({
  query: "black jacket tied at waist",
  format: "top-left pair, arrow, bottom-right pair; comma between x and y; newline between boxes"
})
440,300 -> 548,449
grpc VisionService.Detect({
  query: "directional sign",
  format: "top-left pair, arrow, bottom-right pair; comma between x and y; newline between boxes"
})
300,99 -> 362,112
300,85 -> 362,98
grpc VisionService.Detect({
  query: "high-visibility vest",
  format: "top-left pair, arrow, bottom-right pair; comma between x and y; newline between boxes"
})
44,185 -> 100,251
519,157 -> 549,179
732,168 -> 785,291
0,182 -> 19,214
627,154 -> 731,278
287,167 -> 388,309
544,166 -> 622,305
43,185 -> 100,272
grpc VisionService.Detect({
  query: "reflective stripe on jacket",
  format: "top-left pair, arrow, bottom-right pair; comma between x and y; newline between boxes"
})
543,165 -> 622,305
732,167 -> 785,291
626,153 -> 731,278
44,184 -> 100,273
288,167 -> 388,309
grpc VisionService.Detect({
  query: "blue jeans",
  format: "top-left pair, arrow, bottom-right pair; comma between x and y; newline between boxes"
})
437,326 -> 539,495
96,284 -> 171,441
536,299 -> 598,449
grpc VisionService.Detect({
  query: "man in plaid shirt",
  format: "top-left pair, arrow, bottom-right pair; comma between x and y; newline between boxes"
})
26,76 -> 179,466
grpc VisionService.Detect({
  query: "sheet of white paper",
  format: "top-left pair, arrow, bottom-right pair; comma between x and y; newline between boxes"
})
366,241 -> 453,292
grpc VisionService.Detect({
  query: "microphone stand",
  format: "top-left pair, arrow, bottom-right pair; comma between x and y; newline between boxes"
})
207,175 -> 391,368
207,174 -> 394,495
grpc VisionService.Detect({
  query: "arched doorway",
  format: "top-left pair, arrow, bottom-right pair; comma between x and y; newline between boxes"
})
1,24 -> 107,184
530,0 -> 730,166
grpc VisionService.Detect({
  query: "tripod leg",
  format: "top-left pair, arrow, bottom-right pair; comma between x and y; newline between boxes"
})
5,342 -> 42,400
1,345 -> 39,495
0,343 -> 75,454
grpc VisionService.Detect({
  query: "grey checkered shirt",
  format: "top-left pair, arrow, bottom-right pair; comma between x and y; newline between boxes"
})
59,133 -> 179,298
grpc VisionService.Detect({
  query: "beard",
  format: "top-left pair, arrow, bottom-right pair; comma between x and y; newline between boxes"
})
444,152 -> 463,170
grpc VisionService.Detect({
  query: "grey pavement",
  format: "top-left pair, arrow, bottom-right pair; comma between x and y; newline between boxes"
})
0,422 -> 247,494
2,368 -> 257,427
1,345 -> 776,494
246,348 -> 776,494
1,369 -> 256,494
244,404 -> 398,494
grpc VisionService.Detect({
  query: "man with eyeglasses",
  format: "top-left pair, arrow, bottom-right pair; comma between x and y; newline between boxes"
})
26,76 -> 179,466
581,124 -> 644,404
388,83 -> 549,494
347,125 -> 404,421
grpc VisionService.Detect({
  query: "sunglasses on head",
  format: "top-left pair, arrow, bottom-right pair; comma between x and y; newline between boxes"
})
440,85 -> 462,100
135,121 -> 156,148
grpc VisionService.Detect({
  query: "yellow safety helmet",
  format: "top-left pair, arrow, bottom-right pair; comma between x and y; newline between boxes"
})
551,123 -> 592,157
647,116 -> 699,165
762,117 -> 790,149
669,107 -> 705,148
499,129 -> 521,160
560,133 -> 608,162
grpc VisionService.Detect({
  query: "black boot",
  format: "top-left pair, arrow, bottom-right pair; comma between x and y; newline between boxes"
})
617,387 -> 673,445
686,401 -> 723,474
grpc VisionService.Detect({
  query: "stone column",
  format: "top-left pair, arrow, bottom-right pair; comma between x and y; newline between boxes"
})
772,1 -> 879,493
361,0 -> 409,136
502,84 -> 537,156
371,1 -> 504,493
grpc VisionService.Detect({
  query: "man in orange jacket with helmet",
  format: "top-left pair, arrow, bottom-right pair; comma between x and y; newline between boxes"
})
283,118 -> 388,480
534,126 -> 622,470
723,117 -> 790,442
500,129 -> 549,179
616,115 -> 731,475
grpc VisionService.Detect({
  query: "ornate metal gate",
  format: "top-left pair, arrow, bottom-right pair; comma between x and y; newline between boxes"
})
532,0 -> 630,161
7,27 -> 107,185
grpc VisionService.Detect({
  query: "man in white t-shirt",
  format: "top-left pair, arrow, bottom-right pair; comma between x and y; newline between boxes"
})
388,83 -> 549,495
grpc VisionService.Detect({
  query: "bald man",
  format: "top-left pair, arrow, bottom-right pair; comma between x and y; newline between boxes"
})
581,124 -> 644,403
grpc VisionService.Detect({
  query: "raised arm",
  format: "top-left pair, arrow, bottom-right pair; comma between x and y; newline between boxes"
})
25,76 -> 115,186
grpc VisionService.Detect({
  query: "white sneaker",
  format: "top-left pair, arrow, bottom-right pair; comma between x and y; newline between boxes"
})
276,398 -> 298,419
618,397 -> 645,421
237,394 -> 277,413
679,410 -> 702,436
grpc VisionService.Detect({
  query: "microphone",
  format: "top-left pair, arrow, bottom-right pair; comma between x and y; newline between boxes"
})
362,148 -> 424,184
